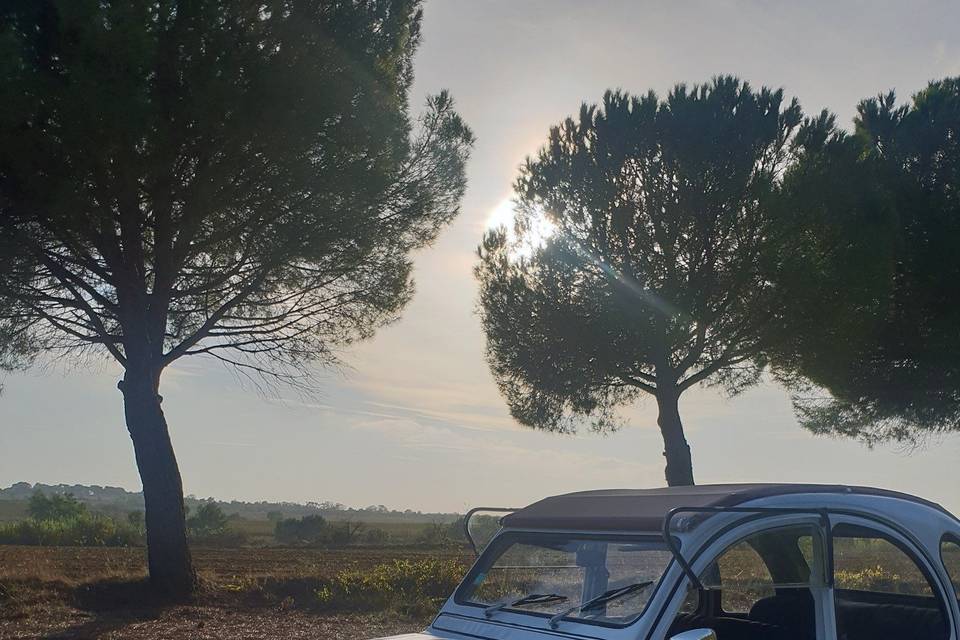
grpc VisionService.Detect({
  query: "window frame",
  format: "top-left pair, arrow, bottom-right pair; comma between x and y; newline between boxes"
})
648,514 -> 833,640
828,518 -> 955,640
648,509 -> 960,640
703,523 -> 825,615
941,533 -> 960,604
452,530 -> 674,629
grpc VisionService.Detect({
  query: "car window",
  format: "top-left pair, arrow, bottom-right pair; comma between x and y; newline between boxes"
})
702,525 -> 821,614
942,536 -> 960,603
712,537 -> 775,613
832,524 -> 948,640
833,524 -> 933,596
457,532 -> 673,626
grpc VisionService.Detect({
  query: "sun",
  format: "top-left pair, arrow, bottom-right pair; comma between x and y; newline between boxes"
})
484,198 -> 517,233
484,198 -> 556,260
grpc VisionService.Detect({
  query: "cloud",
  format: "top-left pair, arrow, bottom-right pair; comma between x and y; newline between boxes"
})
351,416 -> 661,486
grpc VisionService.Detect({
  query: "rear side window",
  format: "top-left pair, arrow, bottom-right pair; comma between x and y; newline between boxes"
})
833,525 -> 932,595
942,536 -> 960,603
702,525 -> 822,614
832,524 -> 948,640
713,539 -> 774,613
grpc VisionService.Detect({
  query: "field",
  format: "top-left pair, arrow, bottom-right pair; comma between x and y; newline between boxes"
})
2,529 -> 944,639
0,545 -> 472,639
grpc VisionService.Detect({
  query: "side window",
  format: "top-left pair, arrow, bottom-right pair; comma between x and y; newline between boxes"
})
833,524 -> 933,595
832,524 -> 948,640
712,538 -> 775,613
703,525 -> 822,614
942,536 -> 960,604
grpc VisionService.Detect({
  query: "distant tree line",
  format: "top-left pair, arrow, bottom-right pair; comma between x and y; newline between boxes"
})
1,489 -> 473,550
0,482 -> 461,524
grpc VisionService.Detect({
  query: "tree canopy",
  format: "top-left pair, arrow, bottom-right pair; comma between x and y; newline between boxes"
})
476,78 -> 808,485
0,0 -> 472,594
770,77 -> 960,443
0,0 -> 472,387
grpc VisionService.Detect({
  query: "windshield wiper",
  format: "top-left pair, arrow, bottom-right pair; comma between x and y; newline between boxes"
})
484,593 -> 568,618
548,580 -> 655,628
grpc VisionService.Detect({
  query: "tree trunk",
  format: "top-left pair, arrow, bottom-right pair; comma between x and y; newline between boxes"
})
655,386 -> 695,487
120,363 -> 197,598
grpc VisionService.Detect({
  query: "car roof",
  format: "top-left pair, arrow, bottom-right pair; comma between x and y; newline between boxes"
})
500,483 -> 952,533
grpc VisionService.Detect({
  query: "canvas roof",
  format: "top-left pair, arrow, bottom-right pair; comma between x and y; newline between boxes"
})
499,483 -> 944,532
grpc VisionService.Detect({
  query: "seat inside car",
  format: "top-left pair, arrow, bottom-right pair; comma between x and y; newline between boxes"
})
669,588 -> 815,640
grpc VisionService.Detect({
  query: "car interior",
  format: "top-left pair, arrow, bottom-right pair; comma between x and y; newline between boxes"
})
666,524 -> 950,640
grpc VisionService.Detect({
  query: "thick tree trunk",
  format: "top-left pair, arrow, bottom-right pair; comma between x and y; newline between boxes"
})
120,363 -> 197,598
655,387 -> 695,487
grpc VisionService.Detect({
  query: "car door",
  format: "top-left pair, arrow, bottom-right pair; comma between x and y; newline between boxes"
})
655,517 -> 831,640
828,519 -> 956,640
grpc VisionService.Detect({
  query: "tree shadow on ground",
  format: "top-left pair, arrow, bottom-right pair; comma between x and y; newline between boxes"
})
40,579 -> 173,639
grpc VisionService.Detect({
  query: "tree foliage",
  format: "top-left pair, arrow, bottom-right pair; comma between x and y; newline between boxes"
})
0,0 -> 472,386
28,491 -> 87,521
771,77 -> 960,443
274,514 -> 328,545
186,502 -> 228,538
477,78 -> 807,485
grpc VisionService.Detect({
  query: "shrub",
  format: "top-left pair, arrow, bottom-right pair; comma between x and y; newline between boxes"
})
274,515 -> 328,545
187,503 -> 228,538
0,513 -> 142,547
314,558 -> 467,617
363,527 -> 390,546
28,491 -> 86,521
416,521 -> 463,548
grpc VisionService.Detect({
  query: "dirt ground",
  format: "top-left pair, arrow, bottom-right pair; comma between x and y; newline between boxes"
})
0,606 -> 423,640
0,545 -> 464,640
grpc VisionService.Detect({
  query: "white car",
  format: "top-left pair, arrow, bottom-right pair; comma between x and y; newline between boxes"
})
375,483 -> 960,640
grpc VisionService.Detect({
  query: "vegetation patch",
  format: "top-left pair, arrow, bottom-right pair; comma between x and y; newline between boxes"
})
314,558 -> 467,617
0,493 -> 142,547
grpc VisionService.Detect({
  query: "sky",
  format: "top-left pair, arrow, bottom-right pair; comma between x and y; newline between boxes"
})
2,0 -> 960,515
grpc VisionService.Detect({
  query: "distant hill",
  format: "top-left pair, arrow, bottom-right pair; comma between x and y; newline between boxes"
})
0,482 -> 461,524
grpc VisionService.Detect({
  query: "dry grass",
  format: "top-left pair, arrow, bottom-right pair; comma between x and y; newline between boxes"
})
0,545 -> 469,639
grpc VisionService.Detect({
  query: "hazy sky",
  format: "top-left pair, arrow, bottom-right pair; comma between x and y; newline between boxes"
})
2,0 -> 960,515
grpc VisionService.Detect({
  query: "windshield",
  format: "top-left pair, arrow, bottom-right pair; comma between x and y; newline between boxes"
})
456,532 -> 673,626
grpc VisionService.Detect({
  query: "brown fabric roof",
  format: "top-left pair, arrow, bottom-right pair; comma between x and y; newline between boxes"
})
499,483 -> 944,532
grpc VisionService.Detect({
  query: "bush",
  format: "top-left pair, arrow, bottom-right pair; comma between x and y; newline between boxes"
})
314,558 -> 467,617
0,513 -> 142,547
274,515 -> 328,545
28,491 -> 86,521
363,527 -> 390,545
187,502 -> 229,538
416,521 -> 463,548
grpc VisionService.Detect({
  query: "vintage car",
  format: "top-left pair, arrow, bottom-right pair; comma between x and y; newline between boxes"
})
375,483 -> 960,640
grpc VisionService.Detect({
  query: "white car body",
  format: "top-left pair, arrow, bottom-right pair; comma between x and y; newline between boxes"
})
373,484 -> 960,640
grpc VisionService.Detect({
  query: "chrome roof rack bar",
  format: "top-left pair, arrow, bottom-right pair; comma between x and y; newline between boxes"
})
463,507 -> 519,556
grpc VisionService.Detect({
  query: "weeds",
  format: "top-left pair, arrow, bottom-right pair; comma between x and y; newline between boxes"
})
314,558 -> 467,617
0,514 -> 142,547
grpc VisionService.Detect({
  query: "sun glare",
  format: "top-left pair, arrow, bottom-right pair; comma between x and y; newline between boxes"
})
484,198 -> 556,260
484,198 -> 516,233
